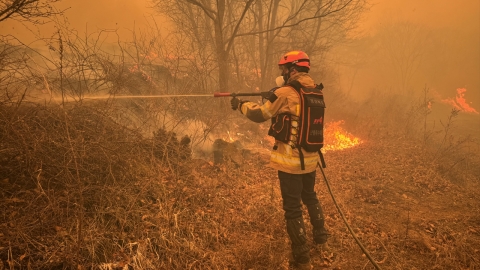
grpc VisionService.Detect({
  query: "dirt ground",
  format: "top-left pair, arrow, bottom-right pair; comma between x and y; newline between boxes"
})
212,129 -> 480,269
1,103 -> 479,270
180,123 -> 480,269
313,134 -> 480,269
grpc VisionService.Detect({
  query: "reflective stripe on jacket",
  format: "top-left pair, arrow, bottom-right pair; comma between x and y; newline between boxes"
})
239,72 -> 320,174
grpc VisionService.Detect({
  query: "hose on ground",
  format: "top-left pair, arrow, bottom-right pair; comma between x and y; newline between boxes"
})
317,162 -> 382,270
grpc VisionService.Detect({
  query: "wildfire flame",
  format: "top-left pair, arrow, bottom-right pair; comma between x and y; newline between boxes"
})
128,63 -> 158,87
323,120 -> 362,152
441,88 -> 478,114
226,121 -> 362,152
261,120 -> 362,152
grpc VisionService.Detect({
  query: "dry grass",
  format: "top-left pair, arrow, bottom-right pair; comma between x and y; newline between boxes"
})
1,90 -> 479,270
1,20 -> 478,269
1,32 -> 479,269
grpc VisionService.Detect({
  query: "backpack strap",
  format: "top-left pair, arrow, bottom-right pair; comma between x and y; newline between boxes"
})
298,147 -> 305,170
287,80 -> 302,92
298,148 -> 326,170
288,80 -> 305,170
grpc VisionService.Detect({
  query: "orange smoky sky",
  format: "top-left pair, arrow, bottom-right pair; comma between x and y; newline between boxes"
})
360,0 -> 479,31
2,0 -> 477,39
60,0 -> 151,29
1,0 -> 166,40
348,0 -> 480,103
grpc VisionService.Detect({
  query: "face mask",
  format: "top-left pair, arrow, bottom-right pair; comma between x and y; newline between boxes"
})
275,76 -> 285,87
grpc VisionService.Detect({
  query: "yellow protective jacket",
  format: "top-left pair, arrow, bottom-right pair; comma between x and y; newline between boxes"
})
239,72 -> 320,174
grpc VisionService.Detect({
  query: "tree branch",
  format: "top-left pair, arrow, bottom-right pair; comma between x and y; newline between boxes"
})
0,0 -> 61,23
225,0 -> 255,54
184,0 -> 217,21
235,0 -> 354,38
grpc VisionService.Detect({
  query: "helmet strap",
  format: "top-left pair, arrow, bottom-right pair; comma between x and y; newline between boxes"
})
282,65 -> 295,83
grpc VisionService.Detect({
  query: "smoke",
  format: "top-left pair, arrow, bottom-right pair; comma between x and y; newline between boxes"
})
168,117 -> 215,156
336,0 -> 480,104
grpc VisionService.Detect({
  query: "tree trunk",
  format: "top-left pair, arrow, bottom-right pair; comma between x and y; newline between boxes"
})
215,0 -> 229,91
260,0 -> 280,91
257,1 -> 265,88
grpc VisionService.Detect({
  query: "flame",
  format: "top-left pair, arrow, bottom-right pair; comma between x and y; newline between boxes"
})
441,88 -> 478,114
323,120 -> 362,152
140,51 -> 158,60
223,120 -> 361,152
226,131 -> 235,142
128,63 -> 158,88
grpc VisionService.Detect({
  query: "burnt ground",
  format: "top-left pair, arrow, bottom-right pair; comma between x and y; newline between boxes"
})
181,123 -> 480,270
1,103 -> 479,270
313,134 -> 480,269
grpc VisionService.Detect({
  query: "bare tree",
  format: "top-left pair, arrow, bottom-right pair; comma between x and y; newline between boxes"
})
152,0 -> 367,92
250,0 -> 367,90
152,0 -> 254,92
0,0 -> 61,23
373,21 -> 430,94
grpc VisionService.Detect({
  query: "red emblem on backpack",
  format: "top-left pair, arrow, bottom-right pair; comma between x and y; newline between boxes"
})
313,117 -> 323,124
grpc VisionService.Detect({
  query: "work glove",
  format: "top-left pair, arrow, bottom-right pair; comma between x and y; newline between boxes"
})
269,86 -> 280,93
230,97 -> 245,111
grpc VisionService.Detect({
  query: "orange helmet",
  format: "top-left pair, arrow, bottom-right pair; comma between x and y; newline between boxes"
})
278,50 -> 310,69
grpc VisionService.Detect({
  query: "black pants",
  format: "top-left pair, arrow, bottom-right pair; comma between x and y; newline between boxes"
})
278,170 -> 319,220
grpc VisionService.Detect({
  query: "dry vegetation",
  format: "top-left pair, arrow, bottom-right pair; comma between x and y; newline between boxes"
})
1,13 -> 479,269
1,84 -> 479,270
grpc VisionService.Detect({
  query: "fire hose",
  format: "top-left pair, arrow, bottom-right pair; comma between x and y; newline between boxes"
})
107,91 -> 382,268
216,91 -> 383,269
317,162 -> 382,270
213,91 -> 273,99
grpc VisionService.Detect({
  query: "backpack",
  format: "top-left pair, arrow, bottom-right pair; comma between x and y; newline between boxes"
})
268,80 -> 326,169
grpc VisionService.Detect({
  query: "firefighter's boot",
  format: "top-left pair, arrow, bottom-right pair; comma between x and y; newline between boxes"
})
286,217 -> 311,269
307,203 -> 329,245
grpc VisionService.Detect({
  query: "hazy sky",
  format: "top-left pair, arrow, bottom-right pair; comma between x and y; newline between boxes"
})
2,0 -> 156,41
363,0 -> 479,30
359,0 -> 479,102
2,0 -> 478,41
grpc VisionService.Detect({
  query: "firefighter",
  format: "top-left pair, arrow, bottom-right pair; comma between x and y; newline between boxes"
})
230,51 -> 328,269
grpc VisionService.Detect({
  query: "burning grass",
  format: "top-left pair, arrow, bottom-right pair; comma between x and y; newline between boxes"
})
323,120 -> 362,152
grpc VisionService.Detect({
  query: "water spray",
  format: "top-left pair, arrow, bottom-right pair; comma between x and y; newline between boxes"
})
39,92 -> 274,102
213,91 -> 272,99
82,94 -> 213,100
